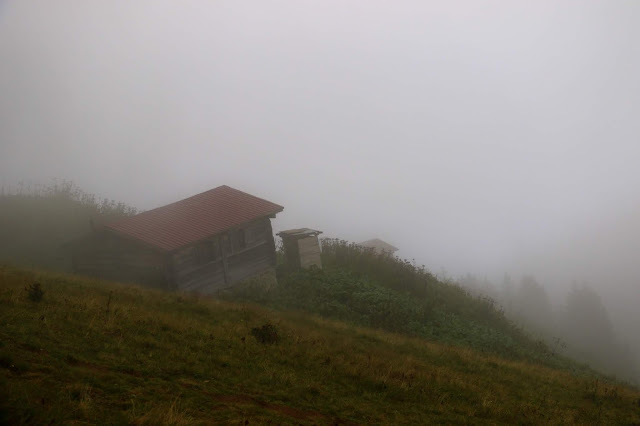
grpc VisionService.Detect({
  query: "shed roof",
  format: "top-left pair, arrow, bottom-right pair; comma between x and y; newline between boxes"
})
277,228 -> 323,239
105,185 -> 283,251
358,238 -> 398,253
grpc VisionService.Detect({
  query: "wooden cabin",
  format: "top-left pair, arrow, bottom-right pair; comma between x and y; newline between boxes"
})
358,238 -> 398,255
277,228 -> 323,270
67,185 -> 283,294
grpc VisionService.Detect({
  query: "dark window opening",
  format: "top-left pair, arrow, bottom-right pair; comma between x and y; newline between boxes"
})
235,229 -> 246,250
211,238 -> 221,259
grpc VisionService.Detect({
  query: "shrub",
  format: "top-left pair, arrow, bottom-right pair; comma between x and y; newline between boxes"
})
26,282 -> 44,302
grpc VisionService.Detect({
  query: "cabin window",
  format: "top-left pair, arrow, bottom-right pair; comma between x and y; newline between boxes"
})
211,238 -> 221,259
193,239 -> 220,264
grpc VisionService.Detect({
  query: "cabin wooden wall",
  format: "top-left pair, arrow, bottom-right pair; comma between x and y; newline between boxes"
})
171,217 -> 277,294
70,216 -> 278,294
70,232 -> 168,288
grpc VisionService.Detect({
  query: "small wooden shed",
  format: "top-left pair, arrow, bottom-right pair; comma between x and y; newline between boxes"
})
67,185 -> 283,294
277,228 -> 323,270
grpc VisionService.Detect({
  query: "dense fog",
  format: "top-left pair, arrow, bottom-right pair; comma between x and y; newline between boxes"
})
1,1 -> 639,382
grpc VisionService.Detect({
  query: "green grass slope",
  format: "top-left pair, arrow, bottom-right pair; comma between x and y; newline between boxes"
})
2,265 -> 640,424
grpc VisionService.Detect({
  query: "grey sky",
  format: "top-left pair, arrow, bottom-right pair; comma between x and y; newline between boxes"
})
1,0 -> 639,322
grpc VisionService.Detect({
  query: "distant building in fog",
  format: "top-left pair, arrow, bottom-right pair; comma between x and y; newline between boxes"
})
358,238 -> 398,255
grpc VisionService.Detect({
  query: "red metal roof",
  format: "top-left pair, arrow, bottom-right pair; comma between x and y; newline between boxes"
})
105,185 -> 283,251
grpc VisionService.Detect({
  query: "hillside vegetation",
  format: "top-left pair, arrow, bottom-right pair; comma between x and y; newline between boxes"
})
2,265 -> 640,424
0,180 -> 135,271
225,240 -> 586,372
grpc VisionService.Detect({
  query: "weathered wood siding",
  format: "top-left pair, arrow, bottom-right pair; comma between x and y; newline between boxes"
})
297,235 -> 322,269
171,217 -> 277,294
71,232 -> 168,288
70,217 -> 277,294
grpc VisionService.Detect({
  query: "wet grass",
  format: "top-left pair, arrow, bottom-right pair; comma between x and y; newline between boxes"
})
1,265 -> 640,424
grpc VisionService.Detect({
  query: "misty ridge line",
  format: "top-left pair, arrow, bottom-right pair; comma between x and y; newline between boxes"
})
1,179 -> 137,217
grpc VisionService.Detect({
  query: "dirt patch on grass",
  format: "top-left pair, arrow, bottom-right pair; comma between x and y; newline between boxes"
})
203,390 -> 358,425
64,355 -> 142,377
215,394 -> 357,424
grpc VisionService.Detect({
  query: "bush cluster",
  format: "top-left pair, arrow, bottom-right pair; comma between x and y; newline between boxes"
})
26,282 -> 44,302
250,323 -> 280,345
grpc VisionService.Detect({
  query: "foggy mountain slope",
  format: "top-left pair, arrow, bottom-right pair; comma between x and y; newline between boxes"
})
2,2 -> 639,350
2,1 -> 640,277
3,265 -> 640,424
503,202 -> 640,371
458,272 -> 640,386
3,1 -> 640,419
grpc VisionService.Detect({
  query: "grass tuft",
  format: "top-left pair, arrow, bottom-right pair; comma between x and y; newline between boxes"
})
250,323 -> 280,345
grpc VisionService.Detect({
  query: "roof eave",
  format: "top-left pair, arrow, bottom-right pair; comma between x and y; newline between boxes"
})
106,209 -> 284,253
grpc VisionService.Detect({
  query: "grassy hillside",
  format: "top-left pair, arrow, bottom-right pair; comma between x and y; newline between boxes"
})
225,240 -> 588,372
2,265 -> 640,424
